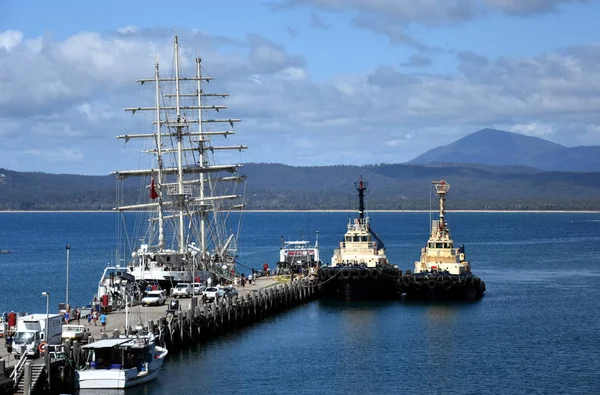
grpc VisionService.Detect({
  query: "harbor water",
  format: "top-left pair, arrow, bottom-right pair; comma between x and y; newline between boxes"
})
1,211 -> 599,394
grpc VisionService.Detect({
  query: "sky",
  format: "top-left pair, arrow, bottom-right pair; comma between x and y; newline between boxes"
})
2,0 -> 600,175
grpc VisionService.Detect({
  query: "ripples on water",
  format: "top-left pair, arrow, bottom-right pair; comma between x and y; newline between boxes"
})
1,212 -> 599,394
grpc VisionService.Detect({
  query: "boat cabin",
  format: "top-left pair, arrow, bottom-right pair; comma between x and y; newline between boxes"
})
81,337 -> 157,372
331,218 -> 388,268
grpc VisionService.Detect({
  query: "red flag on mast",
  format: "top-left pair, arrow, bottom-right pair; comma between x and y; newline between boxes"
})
150,178 -> 158,200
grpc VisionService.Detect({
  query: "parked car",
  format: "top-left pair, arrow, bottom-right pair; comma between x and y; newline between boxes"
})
172,283 -> 192,298
202,287 -> 219,302
62,324 -> 86,341
218,287 -> 239,300
192,283 -> 205,295
141,290 -> 167,306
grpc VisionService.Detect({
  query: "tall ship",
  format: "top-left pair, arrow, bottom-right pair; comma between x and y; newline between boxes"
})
400,179 -> 486,301
275,232 -> 321,275
318,178 -> 401,301
112,36 -> 247,291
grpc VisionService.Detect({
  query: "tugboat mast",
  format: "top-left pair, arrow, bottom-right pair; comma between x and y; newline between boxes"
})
355,176 -> 368,220
433,179 -> 450,231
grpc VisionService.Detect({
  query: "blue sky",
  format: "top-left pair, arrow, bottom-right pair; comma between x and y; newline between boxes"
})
2,0 -> 600,174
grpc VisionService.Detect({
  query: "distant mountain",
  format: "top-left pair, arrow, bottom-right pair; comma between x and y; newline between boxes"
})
408,128 -> 600,172
2,163 -> 600,211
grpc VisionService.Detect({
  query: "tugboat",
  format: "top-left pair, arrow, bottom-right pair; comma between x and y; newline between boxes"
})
275,232 -> 321,275
399,179 -> 486,301
318,177 -> 401,301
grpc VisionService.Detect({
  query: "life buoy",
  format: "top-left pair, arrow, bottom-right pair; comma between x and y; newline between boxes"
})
38,342 -> 47,354
428,280 -> 436,289
359,270 -> 370,279
371,270 -> 380,280
341,269 -> 352,280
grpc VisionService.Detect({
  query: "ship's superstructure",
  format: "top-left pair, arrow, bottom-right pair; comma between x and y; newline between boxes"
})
331,178 -> 388,268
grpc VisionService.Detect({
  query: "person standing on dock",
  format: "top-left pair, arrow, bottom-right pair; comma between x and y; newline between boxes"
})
92,310 -> 98,326
99,313 -> 107,332
75,307 -> 81,325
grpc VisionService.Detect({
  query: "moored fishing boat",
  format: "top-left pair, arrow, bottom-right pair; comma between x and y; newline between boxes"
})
112,36 -> 247,292
76,331 -> 168,389
317,178 -> 401,301
399,179 -> 485,301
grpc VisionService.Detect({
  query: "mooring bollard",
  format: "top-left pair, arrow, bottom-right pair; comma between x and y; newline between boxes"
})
73,340 -> 80,367
23,362 -> 31,395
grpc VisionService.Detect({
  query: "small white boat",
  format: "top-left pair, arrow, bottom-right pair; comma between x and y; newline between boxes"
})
76,334 -> 168,389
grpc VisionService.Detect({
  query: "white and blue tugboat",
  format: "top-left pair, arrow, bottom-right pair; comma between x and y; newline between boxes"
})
400,179 -> 486,301
318,177 -> 401,301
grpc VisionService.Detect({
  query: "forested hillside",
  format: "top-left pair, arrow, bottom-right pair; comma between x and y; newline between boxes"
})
1,163 -> 599,211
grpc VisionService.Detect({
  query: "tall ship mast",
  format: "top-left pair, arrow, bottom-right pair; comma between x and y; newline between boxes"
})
112,36 -> 247,290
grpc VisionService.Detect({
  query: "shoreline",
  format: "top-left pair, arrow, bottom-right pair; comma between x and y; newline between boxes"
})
0,209 -> 599,214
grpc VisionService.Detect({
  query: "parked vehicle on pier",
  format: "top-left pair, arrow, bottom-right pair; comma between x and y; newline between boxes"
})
218,287 -> 239,300
13,314 -> 62,358
62,324 -> 86,341
172,283 -> 192,298
202,287 -> 220,302
192,283 -> 205,295
141,291 -> 167,306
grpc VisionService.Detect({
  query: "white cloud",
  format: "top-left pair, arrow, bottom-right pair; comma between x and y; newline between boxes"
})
509,122 -> 557,137
2,26 -> 600,174
0,30 -> 23,51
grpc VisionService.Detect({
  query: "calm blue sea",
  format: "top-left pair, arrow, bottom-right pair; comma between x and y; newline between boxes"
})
1,211 -> 599,394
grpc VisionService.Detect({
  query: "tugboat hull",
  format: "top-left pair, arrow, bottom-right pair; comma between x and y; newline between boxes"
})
318,266 -> 401,301
399,274 -> 485,301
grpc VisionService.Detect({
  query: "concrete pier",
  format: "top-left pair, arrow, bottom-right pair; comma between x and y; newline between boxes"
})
88,276 -> 318,350
1,275 -> 319,394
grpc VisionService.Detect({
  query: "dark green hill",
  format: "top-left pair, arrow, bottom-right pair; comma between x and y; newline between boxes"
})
2,162 -> 597,211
